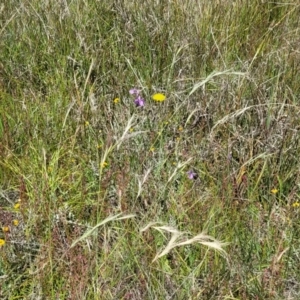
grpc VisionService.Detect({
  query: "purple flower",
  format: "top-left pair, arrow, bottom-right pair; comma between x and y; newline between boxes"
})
187,170 -> 198,180
227,152 -> 232,161
129,88 -> 140,95
134,95 -> 145,107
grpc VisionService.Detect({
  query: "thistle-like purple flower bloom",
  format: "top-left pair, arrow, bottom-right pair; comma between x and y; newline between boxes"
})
134,95 -> 145,107
187,170 -> 198,180
129,88 -> 141,95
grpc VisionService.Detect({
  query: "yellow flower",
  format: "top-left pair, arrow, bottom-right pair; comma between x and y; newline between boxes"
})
271,188 -> 278,195
85,121 -> 90,127
0,239 -> 5,247
2,226 -> 10,232
113,97 -> 120,104
100,162 -> 108,168
178,126 -> 183,132
292,201 -> 300,208
152,93 -> 166,102
14,203 -> 20,209
129,127 -> 134,133
13,219 -> 19,226
150,147 -> 155,152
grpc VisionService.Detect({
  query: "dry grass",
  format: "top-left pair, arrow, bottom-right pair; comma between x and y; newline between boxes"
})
1,0 -> 300,299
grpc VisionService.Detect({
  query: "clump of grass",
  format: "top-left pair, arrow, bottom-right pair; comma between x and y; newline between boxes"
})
140,223 -> 228,263
1,0 -> 300,299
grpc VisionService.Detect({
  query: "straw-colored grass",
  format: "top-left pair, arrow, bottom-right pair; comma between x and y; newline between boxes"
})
1,0 -> 300,299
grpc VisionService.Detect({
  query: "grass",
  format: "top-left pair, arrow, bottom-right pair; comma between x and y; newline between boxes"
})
1,0 -> 300,299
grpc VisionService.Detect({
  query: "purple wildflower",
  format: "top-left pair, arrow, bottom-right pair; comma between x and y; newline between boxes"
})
227,152 -> 232,161
129,88 -> 140,95
134,95 -> 145,107
187,170 -> 198,180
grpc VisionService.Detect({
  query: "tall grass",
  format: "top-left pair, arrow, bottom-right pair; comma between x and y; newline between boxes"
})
1,0 -> 300,299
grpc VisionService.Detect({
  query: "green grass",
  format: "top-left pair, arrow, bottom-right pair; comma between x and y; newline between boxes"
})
1,0 -> 300,299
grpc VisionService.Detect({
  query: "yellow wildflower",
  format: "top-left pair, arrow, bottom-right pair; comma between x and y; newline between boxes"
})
2,226 -> 10,232
13,219 -> 19,226
14,203 -> 20,209
150,147 -> 155,152
113,97 -> 120,104
0,239 -> 5,247
85,121 -> 90,127
100,162 -> 108,168
178,126 -> 183,132
271,188 -> 278,195
152,93 -> 166,102
292,201 -> 300,208
129,127 -> 134,133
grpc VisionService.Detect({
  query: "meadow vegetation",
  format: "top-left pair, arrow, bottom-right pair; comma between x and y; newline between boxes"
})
1,0 -> 300,299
